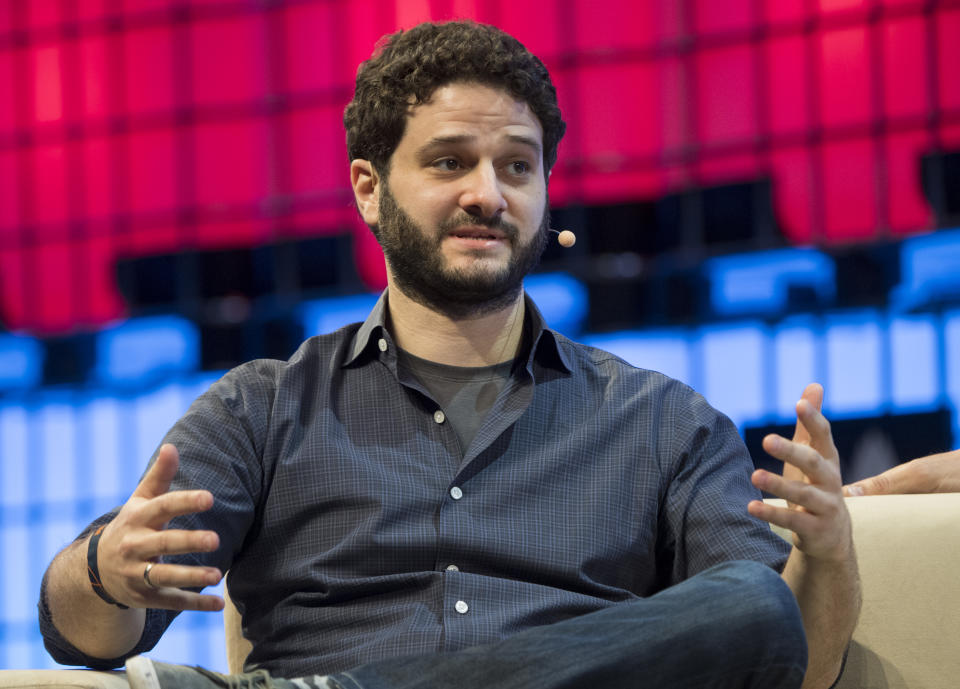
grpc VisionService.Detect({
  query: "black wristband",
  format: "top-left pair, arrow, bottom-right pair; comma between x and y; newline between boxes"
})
86,525 -> 128,609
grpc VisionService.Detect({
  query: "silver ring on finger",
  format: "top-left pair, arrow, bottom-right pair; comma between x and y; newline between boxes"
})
143,561 -> 160,590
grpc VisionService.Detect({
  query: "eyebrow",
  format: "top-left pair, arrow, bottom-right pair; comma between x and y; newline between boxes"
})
417,134 -> 542,156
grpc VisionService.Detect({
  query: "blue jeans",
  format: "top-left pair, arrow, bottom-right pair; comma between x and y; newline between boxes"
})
325,560 -> 807,689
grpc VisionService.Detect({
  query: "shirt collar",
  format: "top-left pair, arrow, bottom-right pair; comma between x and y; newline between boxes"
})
343,290 -> 391,367
342,289 -> 572,375
522,295 -> 573,375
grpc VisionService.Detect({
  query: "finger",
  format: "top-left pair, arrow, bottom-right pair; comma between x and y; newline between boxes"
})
133,444 -> 180,501
793,400 -> 840,465
843,461 -> 916,496
136,588 -> 226,613
139,562 -> 223,591
750,496 -> 852,563
791,383 -> 824,447
762,434 -> 841,488
844,474 -> 892,497
782,384 -> 825,502
752,469 -> 835,514
136,489 -> 215,529
748,498 -> 818,535
781,461 -> 806,487
124,528 -> 220,561
846,450 -> 960,496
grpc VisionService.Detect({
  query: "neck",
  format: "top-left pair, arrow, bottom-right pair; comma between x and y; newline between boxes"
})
386,283 -> 526,367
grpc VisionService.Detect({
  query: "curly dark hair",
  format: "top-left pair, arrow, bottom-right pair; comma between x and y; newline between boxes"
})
344,20 -> 566,176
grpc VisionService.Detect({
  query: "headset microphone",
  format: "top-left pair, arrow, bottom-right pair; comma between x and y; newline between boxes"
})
549,228 -> 576,248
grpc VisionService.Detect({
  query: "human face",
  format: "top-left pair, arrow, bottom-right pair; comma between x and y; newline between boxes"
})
360,82 -> 550,317
375,177 -> 549,318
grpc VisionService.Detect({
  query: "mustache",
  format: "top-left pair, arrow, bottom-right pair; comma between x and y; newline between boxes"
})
438,214 -> 521,241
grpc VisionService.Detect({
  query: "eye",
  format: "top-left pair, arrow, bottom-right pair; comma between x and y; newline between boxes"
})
432,158 -> 461,171
508,160 -> 531,175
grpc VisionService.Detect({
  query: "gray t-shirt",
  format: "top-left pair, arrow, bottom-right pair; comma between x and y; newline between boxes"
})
397,349 -> 515,458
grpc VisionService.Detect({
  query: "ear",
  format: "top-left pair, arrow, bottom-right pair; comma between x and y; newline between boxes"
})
350,159 -> 380,227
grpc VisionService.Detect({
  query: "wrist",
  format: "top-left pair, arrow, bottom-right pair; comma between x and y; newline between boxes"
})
86,525 -> 128,609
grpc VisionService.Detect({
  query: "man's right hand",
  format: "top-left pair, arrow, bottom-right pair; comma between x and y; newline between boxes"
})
96,443 -> 225,611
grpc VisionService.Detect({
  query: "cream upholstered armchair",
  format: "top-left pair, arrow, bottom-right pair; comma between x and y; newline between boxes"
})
1,494 -> 959,689
772,493 -> 960,688
0,577 -> 250,689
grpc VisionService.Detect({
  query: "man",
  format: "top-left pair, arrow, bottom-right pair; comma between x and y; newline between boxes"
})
39,20 -> 859,689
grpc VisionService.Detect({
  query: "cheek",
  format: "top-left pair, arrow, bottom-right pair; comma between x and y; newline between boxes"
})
395,183 -> 449,217
513,190 -> 546,225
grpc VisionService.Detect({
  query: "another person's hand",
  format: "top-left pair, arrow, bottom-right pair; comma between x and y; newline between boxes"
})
844,448 -> 960,496
748,383 -> 852,563
95,443 -> 225,611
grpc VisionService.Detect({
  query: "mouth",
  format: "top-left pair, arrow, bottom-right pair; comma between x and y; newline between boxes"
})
447,226 -> 508,242
444,226 -> 510,252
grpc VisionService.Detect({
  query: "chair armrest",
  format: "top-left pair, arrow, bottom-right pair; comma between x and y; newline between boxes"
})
766,493 -> 960,689
0,670 -> 128,689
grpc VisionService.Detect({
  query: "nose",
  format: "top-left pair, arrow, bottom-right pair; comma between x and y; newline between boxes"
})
458,163 -> 507,220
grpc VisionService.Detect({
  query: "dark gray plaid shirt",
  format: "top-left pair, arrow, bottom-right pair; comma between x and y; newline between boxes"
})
41,292 -> 789,675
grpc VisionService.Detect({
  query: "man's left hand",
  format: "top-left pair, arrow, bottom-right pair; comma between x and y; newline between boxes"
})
747,383 -> 853,563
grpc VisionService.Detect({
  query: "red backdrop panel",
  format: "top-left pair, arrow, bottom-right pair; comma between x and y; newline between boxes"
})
0,0 -> 955,333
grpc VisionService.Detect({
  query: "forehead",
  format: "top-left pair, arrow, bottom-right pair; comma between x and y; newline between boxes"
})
399,82 -> 543,149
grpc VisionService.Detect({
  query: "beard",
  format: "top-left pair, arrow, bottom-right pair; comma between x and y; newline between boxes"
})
371,179 -> 550,319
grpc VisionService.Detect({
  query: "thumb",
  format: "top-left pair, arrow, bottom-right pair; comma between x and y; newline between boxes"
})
783,383 -> 825,490
791,383 -> 823,446
132,443 -> 179,500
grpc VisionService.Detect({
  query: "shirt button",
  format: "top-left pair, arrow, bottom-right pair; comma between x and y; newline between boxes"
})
433,410 -> 445,424
378,338 -> 388,352
446,564 -> 460,572
455,600 -> 469,614
450,486 -> 463,500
